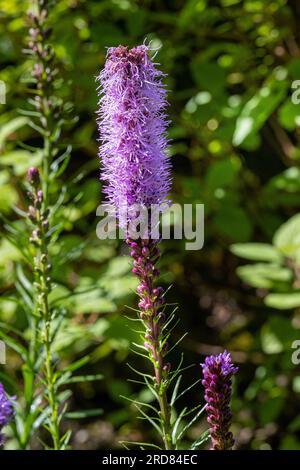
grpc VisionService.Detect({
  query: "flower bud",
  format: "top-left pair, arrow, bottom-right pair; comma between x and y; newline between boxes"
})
27,167 -> 40,186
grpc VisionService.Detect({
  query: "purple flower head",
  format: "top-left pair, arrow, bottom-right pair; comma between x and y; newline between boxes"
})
0,383 -> 15,446
201,351 -> 238,450
97,45 -> 171,227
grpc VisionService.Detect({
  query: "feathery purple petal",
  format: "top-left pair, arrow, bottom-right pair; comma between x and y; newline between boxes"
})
97,45 -> 171,224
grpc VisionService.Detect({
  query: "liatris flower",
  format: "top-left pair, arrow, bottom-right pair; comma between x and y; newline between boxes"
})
98,45 -> 173,449
201,351 -> 238,450
0,383 -> 14,446
97,45 -> 172,379
97,45 -> 171,225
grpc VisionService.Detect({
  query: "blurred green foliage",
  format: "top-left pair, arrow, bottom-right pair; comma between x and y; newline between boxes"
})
1,0 -> 300,450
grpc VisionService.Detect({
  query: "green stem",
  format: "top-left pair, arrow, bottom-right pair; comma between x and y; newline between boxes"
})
158,384 -> 173,450
44,317 -> 60,450
151,317 -> 173,450
131,238 -> 174,450
22,315 -> 38,449
35,192 -> 61,449
42,135 -> 50,207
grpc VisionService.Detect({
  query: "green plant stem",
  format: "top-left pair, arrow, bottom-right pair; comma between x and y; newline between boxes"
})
34,193 -> 61,450
158,388 -> 173,450
129,238 -> 174,450
150,312 -> 173,450
42,135 -> 50,207
21,315 -> 39,449
44,315 -> 60,450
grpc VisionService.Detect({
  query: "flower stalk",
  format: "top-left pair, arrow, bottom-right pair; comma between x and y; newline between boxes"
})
26,0 -> 61,206
97,45 -> 174,449
16,0 -> 73,449
27,167 -> 61,449
127,237 -> 173,449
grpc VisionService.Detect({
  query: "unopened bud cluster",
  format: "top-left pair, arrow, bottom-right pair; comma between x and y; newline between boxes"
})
26,1 -> 61,126
27,167 -> 51,316
127,238 -> 171,385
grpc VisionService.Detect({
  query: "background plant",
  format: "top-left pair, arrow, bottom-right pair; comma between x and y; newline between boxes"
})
1,0 -> 300,449
0,0 -> 102,449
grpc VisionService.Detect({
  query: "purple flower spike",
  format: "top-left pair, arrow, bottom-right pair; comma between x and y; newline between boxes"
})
97,45 -> 171,226
0,383 -> 15,447
201,351 -> 238,450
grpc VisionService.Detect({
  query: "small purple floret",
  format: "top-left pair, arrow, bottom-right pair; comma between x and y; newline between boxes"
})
27,167 -> 40,186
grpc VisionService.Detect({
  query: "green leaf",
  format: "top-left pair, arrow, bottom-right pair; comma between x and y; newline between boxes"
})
273,213 -> 300,259
278,100 -> 300,131
172,407 -> 188,445
16,263 -> 32,293
231,243 -> 282,262
0,330 -> 27,360
266,167 -> 300,194
59,430 -> 72,449
261,324 -> 283,354
22,364 -> 35,404
233,80 -> 287,146
0,117 -> 29,146
65,409 -> 103,419
119,440 -> 162,450
261,316 -> 298,354
135,405 -> 163,437
265,292 -> 300,310
176,404 -> 206,443
63,355 -> 90,373
0,183 -> 18,213
190,430 -> 210,450
237,263 -> 292,289
62,373 -> 103,384
1,150 -> 42,175
205,158 -> 239,191
170,375 -> 182,406
191,60 -> 227,95
288,58 -> 300,79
